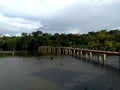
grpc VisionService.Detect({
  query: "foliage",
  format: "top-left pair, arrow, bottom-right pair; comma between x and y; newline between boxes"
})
0,29 -> 120,51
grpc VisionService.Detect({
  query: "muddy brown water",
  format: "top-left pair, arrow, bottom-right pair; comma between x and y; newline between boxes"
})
0,55 -> 120,90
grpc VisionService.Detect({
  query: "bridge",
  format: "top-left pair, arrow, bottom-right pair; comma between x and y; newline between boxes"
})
38,46 -> 120,64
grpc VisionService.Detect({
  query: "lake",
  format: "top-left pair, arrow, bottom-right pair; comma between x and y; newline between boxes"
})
0,55 -> 120,90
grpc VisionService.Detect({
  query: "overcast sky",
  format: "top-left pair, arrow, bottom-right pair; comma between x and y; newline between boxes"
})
0,0 -> 120,35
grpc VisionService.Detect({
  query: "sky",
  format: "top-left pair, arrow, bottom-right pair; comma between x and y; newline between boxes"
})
0,0 -> 120,35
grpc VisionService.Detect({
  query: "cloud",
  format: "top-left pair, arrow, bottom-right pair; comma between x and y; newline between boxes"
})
0,0 -> 120,34
0,13 -> 43,35
77,0 -> 120,7
111,27 -> 120,30
0,0 -> 77,18
66,28 -> 80,34
40,0 -> 120,34
0,0 -> 45,17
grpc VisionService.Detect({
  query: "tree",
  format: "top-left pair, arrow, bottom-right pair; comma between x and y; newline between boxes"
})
16,36 -> 30,50
7,38 -> 17,50
115,43 -> 120,51
0,29 -> 119,51
21,32 -> 28,36
104,40 -> 114,50
32,30 -> 43,37
51,33 -> 61,46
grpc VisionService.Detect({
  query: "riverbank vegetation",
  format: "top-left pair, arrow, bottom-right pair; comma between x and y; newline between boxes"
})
0,29 -> 120,51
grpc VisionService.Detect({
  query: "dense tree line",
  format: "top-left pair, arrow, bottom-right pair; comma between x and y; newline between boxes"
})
0,29 -> 120,51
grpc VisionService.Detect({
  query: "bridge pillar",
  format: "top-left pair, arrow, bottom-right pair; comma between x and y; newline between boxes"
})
47,47 -> 51,53
55,48 -> 57,53
98,54 -> 102,63
98,54 -> 107,64
49,47 -> 51,53
85,52 -> 88,60
68,49 -> 70,55
55,48 -> 57,54
76,51 -> 79,57
39,46 -> 42,53
56,48 -> 58,54
64,48 -> 66,55
12,50 -> 15,56
59,48 -> 61,54
69,49 -> 71,55
41,47 -> 43,53
66,49 -> 68,55
53,48 -> 56,54
75,50 -> 77,56
74,50 -> 76,56
62,48 -> 64,55
71,49 -> 73,56
89,52 -> 92,61
42,47 -> 44,53
67,49 -> 69,55
45,47 -> 48,53
80,51 -> 83,59
103,54 -> 106,64
65,49 -> 67,55
71,49 -> 72,55
54,48 -> 56,53
60,48 -> 63,55
46,47 -> 48,53
85,52 -> 92,60
63,48 -> 65,55
59,48 -> 61,55
73,50 -> 75,56
51,47 -> 53,54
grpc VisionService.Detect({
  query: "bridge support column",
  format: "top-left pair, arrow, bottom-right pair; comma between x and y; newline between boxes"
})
64,49 -> 66,55
59,48 -> 61,55
56,48 -> 59,54
41,47 -> 44,53
73,49 -> 76,56
68,49 -> 70,55
12,50 -> 15,56
47,47 -> 51,53
89,52 -> 92,61
85,52 -> 88,60
76,51 -> 79,57
55,48 -> 57,54
98,54 -> 106,64
80,51 -> 83,59
71,50 -> 73,56
65,49 -> 67,55
103,54 -> 106,64
63,48 -> 65,55
39,46 -> 43,53
98,55 -> 102,63
70,49 -> 73,56
62,48 -> 64,55
85,52 -> 93,61
53,48 -> 56,54
67,49 -> 69,55
51,47 -> 53,54
61,48 -> 63,55
49,47 -> 51,53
